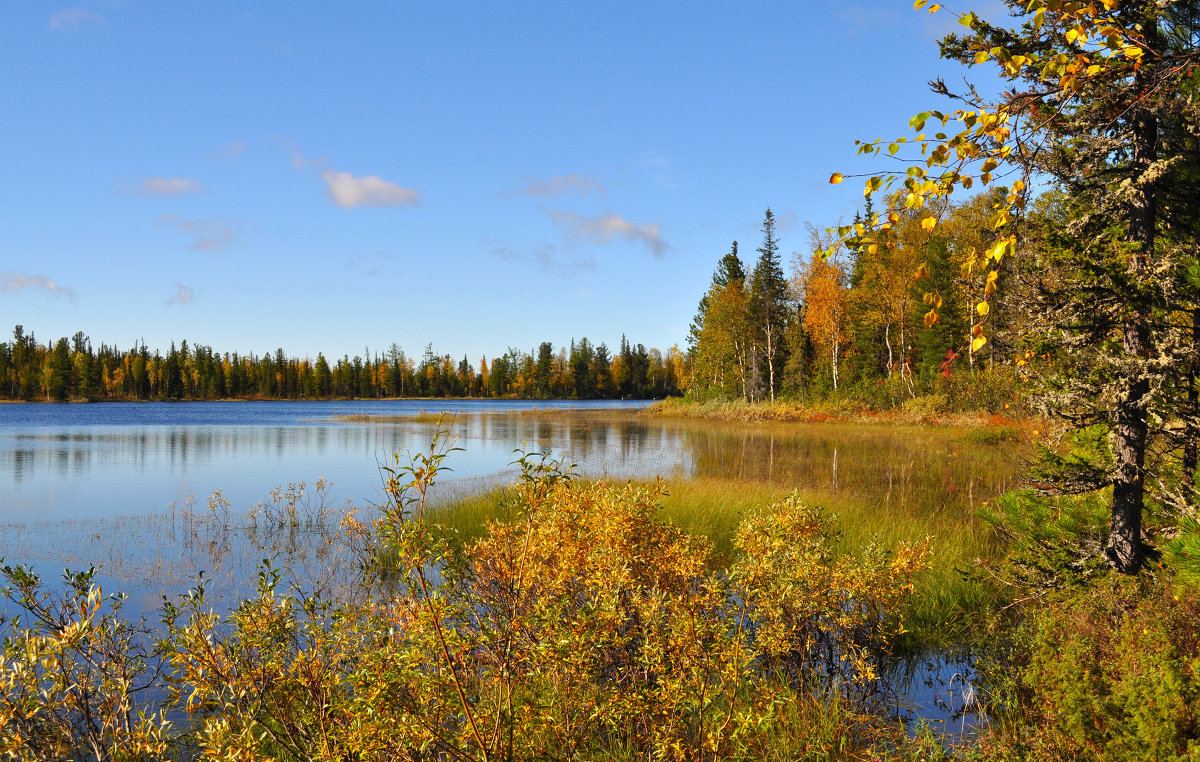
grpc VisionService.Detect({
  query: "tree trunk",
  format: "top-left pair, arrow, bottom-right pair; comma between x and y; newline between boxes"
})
885,323 -> 894,378
1183,306 -> 1199,510
764,322 -> 776,402
1108,30 -> 1158,573
831,332 -> 840,391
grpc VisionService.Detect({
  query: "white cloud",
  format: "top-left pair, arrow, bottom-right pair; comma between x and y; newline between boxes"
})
548,209 -> 668,258
505,173 -> 604,198
159,214 -> 235,252
117,176 -> 205,197
2,271 -> 76,299
492,245 -> 595,277
50,8 -> 104,30
166,283 -> 195,306
322,171 -> 420,208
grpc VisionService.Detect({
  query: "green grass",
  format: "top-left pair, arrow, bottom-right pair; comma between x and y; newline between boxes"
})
429,470 -> 1003,649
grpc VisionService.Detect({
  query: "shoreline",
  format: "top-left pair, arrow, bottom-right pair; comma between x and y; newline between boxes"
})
642,396 -> 1032,430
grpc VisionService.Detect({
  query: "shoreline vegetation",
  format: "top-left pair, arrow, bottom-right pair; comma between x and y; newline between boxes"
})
645,395 -> 1030,431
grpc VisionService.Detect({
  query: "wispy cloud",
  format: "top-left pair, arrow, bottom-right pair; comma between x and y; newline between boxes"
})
116,176 -> 205,197
548,209 -> 668,258
492,246 -> 596,278
835,5 -> 899,30
322,171 -> 420,208
274,138 -> 420,210
273,138 -> 419,209
209,140 -> 248,160
773,209 -> 800,234
166,283 -> 195,306
2,271 -> 76,299
158,214 -> 235,252
50,8 -> 104,30
504,173 -> 604,199
637,152 -> 687,191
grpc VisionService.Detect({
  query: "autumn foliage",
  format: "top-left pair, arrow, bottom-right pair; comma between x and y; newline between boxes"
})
1,437 -> 930,760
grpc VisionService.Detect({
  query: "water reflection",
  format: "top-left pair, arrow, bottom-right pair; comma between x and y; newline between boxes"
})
679,421 -> 1020,516
1,411 -> 1021,523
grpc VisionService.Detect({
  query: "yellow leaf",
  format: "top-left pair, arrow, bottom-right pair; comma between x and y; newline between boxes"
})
987,239 -> 1008,261
975,50 -> 990,64
976,301 -> 990,316
830,172 -> 844,184
1124,46 -> 1144,59
929,3 -> 941,12
921,216 -> 937,232
972,336 -> 988,352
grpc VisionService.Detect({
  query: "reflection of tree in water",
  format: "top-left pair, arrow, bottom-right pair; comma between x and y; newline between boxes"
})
682,425 -> 1020,515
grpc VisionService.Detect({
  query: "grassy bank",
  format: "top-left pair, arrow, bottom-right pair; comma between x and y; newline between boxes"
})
646,395 -> 1033,431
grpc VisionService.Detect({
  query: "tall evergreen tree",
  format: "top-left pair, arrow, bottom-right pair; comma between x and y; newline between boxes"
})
749,209 -> 791,401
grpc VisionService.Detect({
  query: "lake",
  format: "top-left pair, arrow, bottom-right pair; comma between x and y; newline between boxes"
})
0,397 -> 1022,615
0,399 -> 654,520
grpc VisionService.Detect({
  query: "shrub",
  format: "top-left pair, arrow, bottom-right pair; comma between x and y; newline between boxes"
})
161,440 -> 930,759
981,579 -> 1200,761
0,565 -> 173,759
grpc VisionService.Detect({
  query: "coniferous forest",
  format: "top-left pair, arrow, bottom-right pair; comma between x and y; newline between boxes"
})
0,327 -> 685,401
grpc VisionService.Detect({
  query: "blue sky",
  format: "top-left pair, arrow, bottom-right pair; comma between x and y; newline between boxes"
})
1,1 -> 1006,363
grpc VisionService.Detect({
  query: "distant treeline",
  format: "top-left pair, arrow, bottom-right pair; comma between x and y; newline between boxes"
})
0,326 -> 686,401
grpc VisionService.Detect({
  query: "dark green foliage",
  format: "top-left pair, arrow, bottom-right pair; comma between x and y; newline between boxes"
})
0,326 -> 681,402
982,489 -> 1113,593
749,209 -> 791,401
978,578 -> 1200,761
909,237 -> 963,381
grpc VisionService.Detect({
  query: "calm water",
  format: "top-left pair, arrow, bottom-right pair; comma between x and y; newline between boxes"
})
0,400 -> 655,520
1,400 -> 1019,521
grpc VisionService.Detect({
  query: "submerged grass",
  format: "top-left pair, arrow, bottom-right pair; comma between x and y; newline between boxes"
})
431,469 -> 1003,650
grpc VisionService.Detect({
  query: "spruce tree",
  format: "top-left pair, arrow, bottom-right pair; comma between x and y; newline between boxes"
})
749,209 -> 790,401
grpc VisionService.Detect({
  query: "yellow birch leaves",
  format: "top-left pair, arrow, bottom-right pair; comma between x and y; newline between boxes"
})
831,0 -> 1151,356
